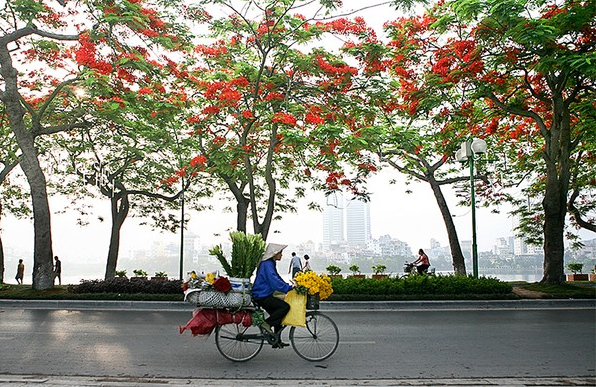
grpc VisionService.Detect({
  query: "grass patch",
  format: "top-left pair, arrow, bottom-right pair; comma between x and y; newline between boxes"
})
520,282 -> 596,299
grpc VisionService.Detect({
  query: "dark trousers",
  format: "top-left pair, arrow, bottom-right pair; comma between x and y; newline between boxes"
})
417,265 -> 430,274
255,295 -> 290,331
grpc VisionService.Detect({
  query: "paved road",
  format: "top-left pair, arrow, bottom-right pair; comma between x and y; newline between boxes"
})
0,300 -> 594,386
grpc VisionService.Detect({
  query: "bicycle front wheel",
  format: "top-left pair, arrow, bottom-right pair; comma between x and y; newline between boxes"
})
215,323 -> 264,362
290,312 -> 339,361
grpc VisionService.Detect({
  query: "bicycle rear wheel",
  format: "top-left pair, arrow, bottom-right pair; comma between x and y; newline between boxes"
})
215,323 -> 264,362
289,312 -> 339,361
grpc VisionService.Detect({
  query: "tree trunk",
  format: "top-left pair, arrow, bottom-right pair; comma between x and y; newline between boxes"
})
236,198 -> 248,234
0,232 -> 4,284
0,202 -> 4,283
1,44 -> 54,289
540,92 -> 571,285
104,193 -> 130,280
427,176 -> 467,275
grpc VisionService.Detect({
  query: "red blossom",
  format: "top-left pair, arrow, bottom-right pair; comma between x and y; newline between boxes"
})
305,112 -> 325,125
213,136 -> 226,145
272,112 -> 297,126
202,106 -> 221,115
190,155 -> 207,167
187,115 -> 201,124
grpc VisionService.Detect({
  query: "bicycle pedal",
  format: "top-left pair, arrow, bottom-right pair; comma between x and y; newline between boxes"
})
271,341 -> 289,349
264,332 -> 276,345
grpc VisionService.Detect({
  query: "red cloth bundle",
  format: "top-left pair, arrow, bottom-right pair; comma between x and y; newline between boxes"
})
179,308 -> 252,336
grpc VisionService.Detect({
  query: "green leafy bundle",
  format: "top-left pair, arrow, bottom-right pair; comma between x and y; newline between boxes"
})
209,232 -> 266,278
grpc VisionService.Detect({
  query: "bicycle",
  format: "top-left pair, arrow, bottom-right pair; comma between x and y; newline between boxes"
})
401,262 -> 435,278
214,305 -> 339,362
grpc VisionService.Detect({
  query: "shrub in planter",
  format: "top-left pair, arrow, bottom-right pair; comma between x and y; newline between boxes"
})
115,270 -> 127,278
152,271 -> 168,281
132,269 -> 148,278
371,264 -> 387,279
326,265 -> 342,277
566,263 -> 588,281
349,265 -> 365,278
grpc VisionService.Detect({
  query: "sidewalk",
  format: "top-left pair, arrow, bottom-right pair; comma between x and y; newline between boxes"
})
0,374 -> 595,386
0,298 -> 594,311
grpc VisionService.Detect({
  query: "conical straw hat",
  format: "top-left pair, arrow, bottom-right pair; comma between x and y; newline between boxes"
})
260,243 -> 288,262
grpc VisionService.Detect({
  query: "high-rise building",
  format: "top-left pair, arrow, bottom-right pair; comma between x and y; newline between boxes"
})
323,201 -> 344,251
346,199 -> 371,248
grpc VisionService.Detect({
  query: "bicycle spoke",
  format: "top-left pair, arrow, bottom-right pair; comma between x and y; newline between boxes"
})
215,324 -> 264,362
290,313 -> 339,361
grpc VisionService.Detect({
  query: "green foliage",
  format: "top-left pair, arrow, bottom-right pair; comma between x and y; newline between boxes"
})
349,265 -> 360,275
154,271 -> 168,278
371,264 -> 387,274
521,283 -> 595,299
209,232 -> 266,278
566,263 -> 584,274
330,275 -> 512,297
133,269 -> 148,277
115,270 -> 127,278
68,278 -> 183,295
326,265 -> 342,275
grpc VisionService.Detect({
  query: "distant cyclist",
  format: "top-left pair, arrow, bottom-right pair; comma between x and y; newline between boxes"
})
412,249 -> 430,274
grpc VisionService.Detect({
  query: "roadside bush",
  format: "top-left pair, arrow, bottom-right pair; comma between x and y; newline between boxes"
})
68,278 -> 183,295
330,274 -> 511,298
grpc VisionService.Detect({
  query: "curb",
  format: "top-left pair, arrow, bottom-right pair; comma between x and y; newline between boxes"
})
0,298 -> 594,311
0,375 -> 595,386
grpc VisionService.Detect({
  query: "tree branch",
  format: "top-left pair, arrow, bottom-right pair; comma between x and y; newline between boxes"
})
568,188 -> 596,233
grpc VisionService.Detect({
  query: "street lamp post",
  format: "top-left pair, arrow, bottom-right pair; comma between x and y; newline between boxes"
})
456,138 -> 488,279
179,179 -> 185,281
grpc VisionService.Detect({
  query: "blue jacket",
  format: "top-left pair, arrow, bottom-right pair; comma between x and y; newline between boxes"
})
251,259 -> 293,300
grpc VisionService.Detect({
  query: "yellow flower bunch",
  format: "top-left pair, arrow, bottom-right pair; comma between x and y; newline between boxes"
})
205,272 -> 216,284
294,271 -> 333,300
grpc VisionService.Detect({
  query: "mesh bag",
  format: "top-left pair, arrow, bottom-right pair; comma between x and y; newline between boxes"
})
198,290 -> 252,309
184,289 -> 201,305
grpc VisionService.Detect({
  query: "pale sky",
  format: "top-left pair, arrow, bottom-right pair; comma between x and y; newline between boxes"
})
3,169 -> 517,259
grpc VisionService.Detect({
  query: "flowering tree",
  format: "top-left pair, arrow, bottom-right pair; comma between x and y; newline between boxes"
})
56,112 -> 209,280
340,5 -> 492,275
183,0 -> 380,240
421,0 -> 595,283
0,0 -> 194,289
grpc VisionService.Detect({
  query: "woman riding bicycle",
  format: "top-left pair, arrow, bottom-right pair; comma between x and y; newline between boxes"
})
251,243 -> 295,347
412,248 -> 430,274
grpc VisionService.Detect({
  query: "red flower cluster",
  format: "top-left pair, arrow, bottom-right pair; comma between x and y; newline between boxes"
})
272,112 -> 297,126
202,106 -> 221,115
319,17 -> 368,35
316,56 -> 358,77
204,81 -> 243,107
190,155 -> 207,167
305,112 -> 325,125
74,34 -> 112,75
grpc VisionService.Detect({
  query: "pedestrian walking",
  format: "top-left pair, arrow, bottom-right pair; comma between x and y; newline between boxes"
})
302,254 -> 311,272
53,256 -> 62,285
15,259 -> 25,284
288,252 -> 301,278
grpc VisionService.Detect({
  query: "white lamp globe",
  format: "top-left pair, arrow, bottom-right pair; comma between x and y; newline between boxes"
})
455,148 -> 466,162
471,138 -> 487,154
